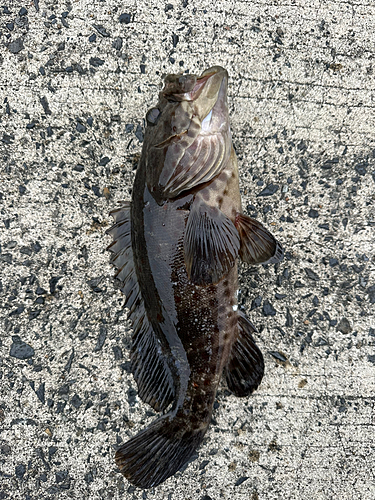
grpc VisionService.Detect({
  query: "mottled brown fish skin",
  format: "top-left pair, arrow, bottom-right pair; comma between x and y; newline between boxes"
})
108,66 -> 283,488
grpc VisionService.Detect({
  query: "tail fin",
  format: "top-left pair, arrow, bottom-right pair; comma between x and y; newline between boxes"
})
115,415 -> 206,489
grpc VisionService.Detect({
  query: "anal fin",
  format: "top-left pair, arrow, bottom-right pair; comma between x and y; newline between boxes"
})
107,201 -> 175,412
225,311 -> 264,397
183,198 -> 240,285
235,213 -> 284,265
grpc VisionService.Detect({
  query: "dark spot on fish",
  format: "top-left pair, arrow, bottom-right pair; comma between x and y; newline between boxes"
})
217,196 -> 223,206
209,298 -> 217,308
218,305 -> 226,314
223,288 -> 230,297
223,280 -> 229,287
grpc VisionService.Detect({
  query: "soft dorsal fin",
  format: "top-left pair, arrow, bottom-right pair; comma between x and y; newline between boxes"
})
235,213 -> 284,265
106,202 -> 175,411
183,198 -> 240,285
225,311 -> 264,397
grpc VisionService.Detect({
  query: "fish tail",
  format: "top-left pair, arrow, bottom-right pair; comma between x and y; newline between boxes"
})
115,414 -> 207,489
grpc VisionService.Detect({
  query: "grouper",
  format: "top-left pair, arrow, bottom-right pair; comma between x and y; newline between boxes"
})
106,66 -> 283,488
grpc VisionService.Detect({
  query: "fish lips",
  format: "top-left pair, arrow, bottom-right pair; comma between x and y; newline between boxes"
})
162,66 -> 228,115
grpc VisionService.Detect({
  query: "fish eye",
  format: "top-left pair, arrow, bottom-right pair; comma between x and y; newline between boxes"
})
146,107 -> 161,126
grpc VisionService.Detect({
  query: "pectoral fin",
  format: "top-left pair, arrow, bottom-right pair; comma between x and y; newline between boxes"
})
235,213 -> 284,265
226,311 -> 264,397
183,199 -> 240,285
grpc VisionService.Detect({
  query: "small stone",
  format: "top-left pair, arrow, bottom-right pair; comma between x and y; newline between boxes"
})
312,295 -> 319,306
88,34 -> 96,42
135,124 -> 144,142
269,351 -> 288,363
112,37 -> 123,50
119,13 -> 131,24
199,460 -> 209,470
336,318 -> 351,334
305,268 -> 319,281
262,300 -> 276,316
89,57 -> 105,67
257,183 -> 279,197
250,296 -> 262,310
76,122 -> 86,133
285,307 -> 293,327
172,34 -> 179,47
70,394 -> 82,409
308,208 -> 319,218
49,276 -> 62,294
93,24 -> 110,37
40,96 -> 51,115
36,383 -> 45,404
235,476 -> 249,486
15,463 -> 26,479
99,157 -> 110,166
355,163 -> 367,176
73,164 -> 84,172
113,346 -> 123,360
8,38 -> 25,54
10,336 -> 35,359
29,309 -> 40,320
94,325 -> 107,352
55,470 -> 68,483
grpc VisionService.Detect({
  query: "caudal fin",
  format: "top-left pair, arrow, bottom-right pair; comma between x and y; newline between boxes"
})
115,415 -> 206,489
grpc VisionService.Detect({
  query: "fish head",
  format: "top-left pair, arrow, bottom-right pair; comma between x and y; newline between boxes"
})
143,66 -> 232,202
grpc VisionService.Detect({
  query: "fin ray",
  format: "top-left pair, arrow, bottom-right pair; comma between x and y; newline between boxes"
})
183,199 -> 240,285
225,311 -> 264,397
235,213 -> 284,265
115,415 -> 206,489
107,201 -> 175,411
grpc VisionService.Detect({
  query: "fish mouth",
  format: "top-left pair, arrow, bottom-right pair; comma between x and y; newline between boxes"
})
162,66 -> 228,104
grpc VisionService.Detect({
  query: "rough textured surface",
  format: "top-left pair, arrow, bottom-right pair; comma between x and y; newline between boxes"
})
1,1 -> 374,499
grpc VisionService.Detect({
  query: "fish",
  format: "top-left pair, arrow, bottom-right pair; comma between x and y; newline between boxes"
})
106,66 -> 283,489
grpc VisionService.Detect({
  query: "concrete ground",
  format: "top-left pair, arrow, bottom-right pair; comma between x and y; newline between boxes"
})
1,0 -> 374,499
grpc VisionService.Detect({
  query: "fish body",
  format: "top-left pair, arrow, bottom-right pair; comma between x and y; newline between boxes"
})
107,67 -> 283,488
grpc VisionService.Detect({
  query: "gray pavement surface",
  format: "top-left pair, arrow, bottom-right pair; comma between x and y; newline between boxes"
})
1,0 -> 375,499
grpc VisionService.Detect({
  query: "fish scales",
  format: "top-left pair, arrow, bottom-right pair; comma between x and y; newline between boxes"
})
106,66 -> 284,488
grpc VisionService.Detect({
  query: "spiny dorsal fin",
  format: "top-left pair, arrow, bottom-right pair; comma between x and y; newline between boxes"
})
183,198 -> 240,286
107,202 -> 175,411
225,311 -> 264,397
